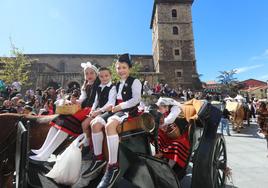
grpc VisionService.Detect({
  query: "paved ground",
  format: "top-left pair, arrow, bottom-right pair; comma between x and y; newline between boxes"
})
224,122 -> 268,188
181,121 -> 268,188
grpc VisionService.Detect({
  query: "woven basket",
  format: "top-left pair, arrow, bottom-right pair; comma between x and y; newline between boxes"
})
56,104 -> 81,115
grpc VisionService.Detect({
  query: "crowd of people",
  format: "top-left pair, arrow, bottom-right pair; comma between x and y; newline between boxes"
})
0,80 -> 81,116
143,81 -> 205,101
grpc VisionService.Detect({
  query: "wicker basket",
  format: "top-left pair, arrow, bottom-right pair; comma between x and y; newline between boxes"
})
55,104 -> 81,115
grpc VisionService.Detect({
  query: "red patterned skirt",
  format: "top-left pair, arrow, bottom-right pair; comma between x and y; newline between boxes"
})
158,129 -> 191,168
50,107 -> 91,137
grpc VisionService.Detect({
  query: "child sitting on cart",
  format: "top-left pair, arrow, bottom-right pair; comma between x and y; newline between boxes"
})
84,53 -> 142,188
155,97 -> 191,168
81,67 -> 117,177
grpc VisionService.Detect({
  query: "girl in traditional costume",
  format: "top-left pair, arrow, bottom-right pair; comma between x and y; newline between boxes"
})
30,62 -> 100,162
155,97 -> 191,169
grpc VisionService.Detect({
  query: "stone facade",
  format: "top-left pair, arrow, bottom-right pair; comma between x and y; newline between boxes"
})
26,54 -> 155,89
151,0 -> 201,89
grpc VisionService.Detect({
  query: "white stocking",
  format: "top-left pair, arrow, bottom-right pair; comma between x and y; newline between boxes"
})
92,132 -> 104,156
31,127 -> 58,154
30,130 -> 68,161
107,134 -> 119,164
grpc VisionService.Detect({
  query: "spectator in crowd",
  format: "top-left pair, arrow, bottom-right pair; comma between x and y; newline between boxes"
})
143,81 -> 153,95
154,82 -> 162,94
11,80 -> 22,92
39,99 -> 55,115
169,88 -> 178,97
33,99 -> 42,115
0,100 -> 17,113
23,105 -> 36,115
16,99 -> 26,114
35,88 -> 43,103
220,102 -> 231,136
56,88 -> 66,100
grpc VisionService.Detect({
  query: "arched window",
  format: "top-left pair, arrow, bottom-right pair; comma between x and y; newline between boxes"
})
173,26 -> 179,35
172,9 -> 177,18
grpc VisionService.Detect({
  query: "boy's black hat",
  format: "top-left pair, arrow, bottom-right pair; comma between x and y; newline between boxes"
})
118,53 -> 132,68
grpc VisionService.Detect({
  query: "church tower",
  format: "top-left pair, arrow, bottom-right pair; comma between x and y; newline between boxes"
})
151,0 -> 201,89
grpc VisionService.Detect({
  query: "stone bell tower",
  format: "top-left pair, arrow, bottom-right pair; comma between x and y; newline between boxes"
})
150,0 -> 201,89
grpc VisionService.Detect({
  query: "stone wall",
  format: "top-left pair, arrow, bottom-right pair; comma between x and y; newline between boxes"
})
26,54 -> 156,89
27,54 -> 155,73
152,1 -> 201,89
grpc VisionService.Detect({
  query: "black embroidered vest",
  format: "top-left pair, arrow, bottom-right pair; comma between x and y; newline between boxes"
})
81,79 -> 100,108
96,84 -> 114,108
116,76 -> 140,116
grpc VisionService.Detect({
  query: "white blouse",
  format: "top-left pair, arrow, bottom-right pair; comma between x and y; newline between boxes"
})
163,105 -> 182,126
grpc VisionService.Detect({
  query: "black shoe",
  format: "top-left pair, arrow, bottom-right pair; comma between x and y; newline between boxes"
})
29,158 -> 46,166
29,150 -> 37,156
97,164 -> 120,188
82,156 -> 106,178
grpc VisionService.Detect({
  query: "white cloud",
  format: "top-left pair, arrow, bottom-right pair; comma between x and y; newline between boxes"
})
250,49 -> 268,61
234,64 -> 263,74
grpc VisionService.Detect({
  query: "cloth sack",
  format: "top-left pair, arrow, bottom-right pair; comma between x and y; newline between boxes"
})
46,133 -> 86,185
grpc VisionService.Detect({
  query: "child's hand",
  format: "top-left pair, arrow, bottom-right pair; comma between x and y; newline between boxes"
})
160,124 -> 168,132
91,111 -> 100,118
112,105 -> 121,113
106,104 -> 113,112
87,111 -> 93,117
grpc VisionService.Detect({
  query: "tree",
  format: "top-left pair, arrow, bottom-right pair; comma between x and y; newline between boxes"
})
217,69 -> 239,96
108,58 -> 141,83
0,43 -> 33,86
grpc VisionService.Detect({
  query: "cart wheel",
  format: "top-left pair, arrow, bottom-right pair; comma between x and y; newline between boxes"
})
192,134 -> 227,188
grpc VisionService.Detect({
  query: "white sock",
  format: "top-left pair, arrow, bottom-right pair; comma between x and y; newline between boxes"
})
30,130 -> 68,161
107,134 -> 119,164
31,127 -> 58,154
92,132 -> 104,156
83,138 -> 89,147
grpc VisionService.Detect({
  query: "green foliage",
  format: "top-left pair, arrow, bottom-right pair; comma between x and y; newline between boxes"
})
217,69 -> 239,95
0,43 -> 33,86
108,59 -> 141,83
217,69 -> 238,85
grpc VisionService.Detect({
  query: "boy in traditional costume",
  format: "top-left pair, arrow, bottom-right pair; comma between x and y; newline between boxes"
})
81,67 -> 117,177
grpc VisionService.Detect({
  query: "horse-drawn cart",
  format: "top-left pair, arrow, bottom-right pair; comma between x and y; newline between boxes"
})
12,99 -> 227,188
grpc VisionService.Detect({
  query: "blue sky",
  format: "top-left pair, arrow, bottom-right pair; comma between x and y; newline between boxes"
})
0,0 -> 268,82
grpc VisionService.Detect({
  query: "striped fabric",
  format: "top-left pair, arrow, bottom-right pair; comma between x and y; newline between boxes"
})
157,129 -> 190,168
50,107 -> 91,137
